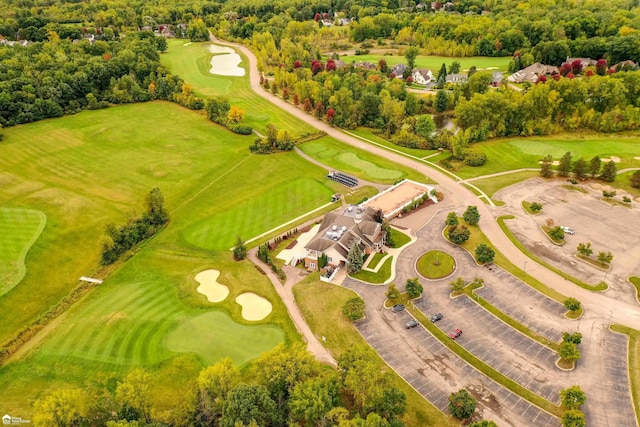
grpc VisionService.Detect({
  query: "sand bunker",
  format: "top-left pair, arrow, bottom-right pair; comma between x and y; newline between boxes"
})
196,269 -> 229,303
601,156 -> 621,163
207,44 -> 245,77
538,160 -> 560,166
635,157 -> 640,161
236,292 -> 272,321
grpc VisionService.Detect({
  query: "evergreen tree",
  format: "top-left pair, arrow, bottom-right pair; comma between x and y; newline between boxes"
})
435,90 -> 449,112
346,242 -> 364,273
572,158 -> 587,180
540,154 -> 554,178
558,151 -> 573,177
437,63 -> 448,80
600,160 -> 617,182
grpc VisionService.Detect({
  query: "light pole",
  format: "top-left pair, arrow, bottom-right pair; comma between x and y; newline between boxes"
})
522,260 -> 528,277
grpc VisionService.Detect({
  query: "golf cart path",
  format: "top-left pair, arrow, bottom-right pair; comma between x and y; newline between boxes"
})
212,34 -> 640,333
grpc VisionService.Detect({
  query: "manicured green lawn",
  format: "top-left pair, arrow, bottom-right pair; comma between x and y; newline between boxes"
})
0,208 -> 46,296
299,136 -> 425,184
0,101 -> 347,416
470,171 -> 539,200
389,228 -> 412,248
293,274 -> 458,427
337,54 -> 511,72
416,250 -> 455,279
162,40 -> 315,137
453,133 -> 640,179
366,252 -> 386,269
351,256 -> 393,284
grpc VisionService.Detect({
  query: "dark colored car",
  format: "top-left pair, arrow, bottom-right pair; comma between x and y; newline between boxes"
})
449,329 -> 462,339
392,304 -> 405,313
430,313 -> 443,322
405,319 -> 418,329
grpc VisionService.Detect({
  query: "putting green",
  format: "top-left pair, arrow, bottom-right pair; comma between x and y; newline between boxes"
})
0,208 -> 46,296
167,311 -> 283,365
337,153 -> 403,180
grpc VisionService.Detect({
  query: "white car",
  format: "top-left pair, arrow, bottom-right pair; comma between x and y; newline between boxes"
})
562,226 -> 574,235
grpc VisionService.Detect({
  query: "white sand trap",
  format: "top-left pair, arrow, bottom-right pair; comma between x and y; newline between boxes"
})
538,160 -> 560,166
601,156 -> 621,163
207,44 -> 245,76
236,292 -> 272,321
183,42 -> 192,46
635,157 -> 640,160
196,269 -> 229,303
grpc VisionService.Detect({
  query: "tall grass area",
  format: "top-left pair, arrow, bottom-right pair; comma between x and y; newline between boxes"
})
161,40 -> 315,137
293,275 -> 458,427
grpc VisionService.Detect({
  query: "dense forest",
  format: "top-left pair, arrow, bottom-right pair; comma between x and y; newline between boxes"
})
32,344 -> 410,427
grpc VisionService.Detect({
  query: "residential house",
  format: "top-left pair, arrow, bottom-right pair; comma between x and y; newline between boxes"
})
321,19 -> 334,27
303,206 -> 383,270
616,60 -> 638,72
333,59 -> 347,68
337,18 -> 352,26
507,63 -> 558,83
491,71 -> 503,87
563,57 -> 597,70
445,73 -> 468,84
390,63 -> 408,78
411,68 -> 434,85
354,61 -> 376,70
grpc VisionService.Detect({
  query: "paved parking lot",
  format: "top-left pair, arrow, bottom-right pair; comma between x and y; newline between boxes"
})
443,296 -> 569,404
476,265 -> 569,343
343,277 -> 560,426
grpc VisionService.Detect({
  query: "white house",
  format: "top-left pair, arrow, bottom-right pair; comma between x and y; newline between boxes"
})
411,68 -> 433,85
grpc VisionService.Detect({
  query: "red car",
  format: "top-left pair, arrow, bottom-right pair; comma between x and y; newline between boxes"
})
449,329 -> 462,339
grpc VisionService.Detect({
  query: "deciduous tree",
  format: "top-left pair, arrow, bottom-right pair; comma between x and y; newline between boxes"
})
448,225 -> 470,244
576,242 -> 592,257
448,389 -> 476,420
446,212 -> 459,226
475,244 -> 495,264
221,384 -> 279,427
405,278 -> 423,299
463,205 -> 480,225
233,237 -> 247,260
597,251 -> 613,265
450,277 -> 466,293
34,389 -> 88,427
115,369 -> 152,422
227,106 -> 245,123
405,46 -> 420,70
630,170 -> 640,188
560,386 -> 586,410
562,409 -> 586,427
342,297 -> 366,321
563,298 -> 582,312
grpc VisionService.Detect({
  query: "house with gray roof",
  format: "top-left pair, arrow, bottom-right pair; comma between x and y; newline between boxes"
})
303,206 -> 383,270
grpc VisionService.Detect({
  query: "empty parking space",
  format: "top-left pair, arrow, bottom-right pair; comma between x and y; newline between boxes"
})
476,265 -> 568,343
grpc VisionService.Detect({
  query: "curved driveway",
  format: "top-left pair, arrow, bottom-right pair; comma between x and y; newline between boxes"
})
211,36 -> 639,425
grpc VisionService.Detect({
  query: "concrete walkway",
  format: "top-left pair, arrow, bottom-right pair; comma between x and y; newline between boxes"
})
247,247 -> 336,367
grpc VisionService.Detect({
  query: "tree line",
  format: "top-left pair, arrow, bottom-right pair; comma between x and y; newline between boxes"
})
0,32 -> 200,127
32,344 -> 411,427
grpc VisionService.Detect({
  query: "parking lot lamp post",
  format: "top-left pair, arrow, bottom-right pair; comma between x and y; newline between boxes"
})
522,260 -> 528,277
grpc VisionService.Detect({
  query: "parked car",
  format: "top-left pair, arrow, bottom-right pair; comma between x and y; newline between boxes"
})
405,319 -> 418,329
449,328 -> 462,339
562,226 -> 574,235
392,304 -> 405,313
430,313 -> 443,322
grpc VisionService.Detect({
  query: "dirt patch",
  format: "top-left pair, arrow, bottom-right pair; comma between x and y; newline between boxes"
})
195,269 -> 229,303
236,292 -> 272,321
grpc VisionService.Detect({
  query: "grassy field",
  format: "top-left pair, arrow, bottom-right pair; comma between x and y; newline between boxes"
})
454,133 -> 640,180
0,208 -> 46,296
389,228 -> 412,248
629,277 -> 640,301
299,136 -> 425,184
351,256 -> 393,283
293,275 -> 458,427
0,101 -> 348,416
162,40 -> 315,137
337,54 -> 511,72
416,250 -> 455,279
609,325 -> 640,426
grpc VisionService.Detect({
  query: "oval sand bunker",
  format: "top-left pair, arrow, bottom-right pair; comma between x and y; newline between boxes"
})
196,269 -> 229,303
207,44 -> 245,77
236,293 -> 272,321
